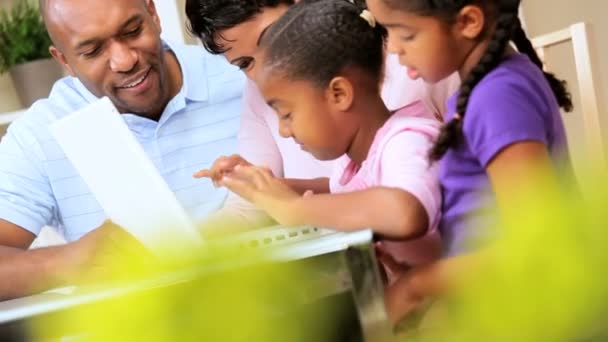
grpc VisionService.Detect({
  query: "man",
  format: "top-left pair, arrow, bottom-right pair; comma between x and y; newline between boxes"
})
0,0 -> 244,300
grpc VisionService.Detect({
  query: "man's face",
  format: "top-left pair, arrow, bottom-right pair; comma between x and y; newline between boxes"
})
46,0 -> 174,117
216,5 -> 289,80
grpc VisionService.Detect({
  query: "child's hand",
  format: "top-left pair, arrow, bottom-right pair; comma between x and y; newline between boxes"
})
193,154 -> 253,186
218,165 -> 303,226
384,268 -> 426,327
377,244 -> 429,329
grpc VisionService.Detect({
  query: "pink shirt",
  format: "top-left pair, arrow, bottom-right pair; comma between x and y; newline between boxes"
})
329,101 -> 442,266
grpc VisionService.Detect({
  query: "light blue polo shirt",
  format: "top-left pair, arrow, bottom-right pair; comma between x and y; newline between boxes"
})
0,41 -> 245,242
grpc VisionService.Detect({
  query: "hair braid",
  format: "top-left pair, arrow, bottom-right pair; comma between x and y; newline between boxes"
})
429,9 -> 518,161
511,18 -> 573,112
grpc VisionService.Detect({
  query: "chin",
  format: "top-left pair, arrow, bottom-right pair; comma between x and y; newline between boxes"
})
311,151 -> 342,161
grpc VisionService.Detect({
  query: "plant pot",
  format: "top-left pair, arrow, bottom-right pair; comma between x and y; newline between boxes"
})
9,58 -> 64,108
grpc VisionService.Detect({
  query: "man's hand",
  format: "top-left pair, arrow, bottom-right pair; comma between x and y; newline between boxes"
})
63,221 -> 152,283
193,154 -> 254,186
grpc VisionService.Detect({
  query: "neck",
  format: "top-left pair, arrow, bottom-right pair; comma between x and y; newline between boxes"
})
346,93 -> 391,164
458,39 -> 516,81
458,39 -> 489,81
148,50 -> 183,120
165,50 -> 183,100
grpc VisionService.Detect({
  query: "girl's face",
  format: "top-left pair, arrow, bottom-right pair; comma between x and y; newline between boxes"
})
367,0 -> 474,83
257,71 -> 355,161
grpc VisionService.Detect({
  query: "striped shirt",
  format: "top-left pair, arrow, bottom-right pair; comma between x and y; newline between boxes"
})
0,41 -> 245,242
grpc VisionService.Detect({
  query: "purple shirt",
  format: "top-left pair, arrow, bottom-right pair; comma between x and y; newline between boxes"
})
440,54 -> 569,255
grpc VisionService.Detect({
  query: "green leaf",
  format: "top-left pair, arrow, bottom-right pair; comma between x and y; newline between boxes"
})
0,1 -> 51,73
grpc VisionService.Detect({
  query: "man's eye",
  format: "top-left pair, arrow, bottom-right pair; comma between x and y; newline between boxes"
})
124,26 -> 142,37
83,46 -> 101,58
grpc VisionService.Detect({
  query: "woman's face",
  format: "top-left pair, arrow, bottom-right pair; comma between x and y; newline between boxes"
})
216,5 -> 290,80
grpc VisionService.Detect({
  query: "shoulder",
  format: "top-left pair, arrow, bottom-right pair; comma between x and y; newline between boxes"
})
463,55 -> 557,136
176,43 -> 243,80
467,54 -> 552,115
382,101 -> 441,143
171,42 -> 244,106
461,55 -> 560,165
243,79 -> 268,109
11,77 -> 90,130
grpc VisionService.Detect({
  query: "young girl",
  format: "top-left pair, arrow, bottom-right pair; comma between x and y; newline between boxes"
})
197,0 -> 444,269
365,0 -> 573,325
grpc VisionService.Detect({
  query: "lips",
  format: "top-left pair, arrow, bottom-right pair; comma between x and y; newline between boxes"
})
407,67 -> 420,80
116,67 -> 151,89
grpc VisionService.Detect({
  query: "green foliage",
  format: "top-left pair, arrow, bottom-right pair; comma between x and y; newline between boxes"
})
0,1 -> 52,74
409,165 -> 608,341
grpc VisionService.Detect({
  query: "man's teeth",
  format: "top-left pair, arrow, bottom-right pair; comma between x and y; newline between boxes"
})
123,74 -> 146,88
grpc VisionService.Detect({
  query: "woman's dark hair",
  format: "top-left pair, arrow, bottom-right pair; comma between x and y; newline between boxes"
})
383,0 -> 572,160
185,0 -> 295,54
259,0 -> 387,88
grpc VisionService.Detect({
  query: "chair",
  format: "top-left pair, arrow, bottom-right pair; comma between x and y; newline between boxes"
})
531,22 -> 606,170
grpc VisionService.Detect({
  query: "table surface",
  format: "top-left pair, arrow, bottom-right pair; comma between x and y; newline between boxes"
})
0,228 -> 373,325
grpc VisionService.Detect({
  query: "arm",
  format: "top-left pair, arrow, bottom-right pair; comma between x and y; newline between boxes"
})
283,177 -> 330,195
0,120 -> 148,299
385,142 -> 557,324
0,220 -> 72,300
0,219 -> 149,300
0,122 -> 78,299
194,176 -> 329,239
220,166 -> 427,238
285,187 -> 428,238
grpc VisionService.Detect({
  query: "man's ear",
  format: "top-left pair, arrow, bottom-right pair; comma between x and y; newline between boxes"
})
455,5 -> 486,40
325,76 -> 354,112
49,45 -> 74,76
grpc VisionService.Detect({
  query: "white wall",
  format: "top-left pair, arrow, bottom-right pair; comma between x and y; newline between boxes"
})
521,0 -> 608,166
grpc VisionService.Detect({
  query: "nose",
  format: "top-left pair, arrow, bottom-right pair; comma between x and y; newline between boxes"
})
386,34 -> 403,56
278,121 -> 292,139
108,41 -> 138,73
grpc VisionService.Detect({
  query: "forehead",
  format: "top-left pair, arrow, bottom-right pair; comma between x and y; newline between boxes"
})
218,6 -> 287,59
258,70 -> 324,105
218,19 -> 264,60
46,0 -> 148,49
367,0 -> 428,28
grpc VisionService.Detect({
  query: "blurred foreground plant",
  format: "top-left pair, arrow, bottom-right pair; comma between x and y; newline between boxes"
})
410,164 -> 608,341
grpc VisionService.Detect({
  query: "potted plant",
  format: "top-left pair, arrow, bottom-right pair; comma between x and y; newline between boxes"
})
0,0 -> 63,107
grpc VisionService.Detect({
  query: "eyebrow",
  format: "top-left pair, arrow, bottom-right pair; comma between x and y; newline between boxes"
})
256,23 -> 273,46
74,14 -> 143,50
382,22 -> 414,30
